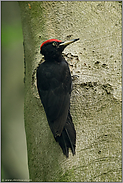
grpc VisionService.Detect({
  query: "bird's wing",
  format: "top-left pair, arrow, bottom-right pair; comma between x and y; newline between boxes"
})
37,61 -> 72,137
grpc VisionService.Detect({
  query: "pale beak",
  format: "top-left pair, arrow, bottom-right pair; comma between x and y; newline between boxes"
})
59,38 -> 79,47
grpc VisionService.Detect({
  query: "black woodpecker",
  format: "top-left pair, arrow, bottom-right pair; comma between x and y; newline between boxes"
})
37,38 -> 79,157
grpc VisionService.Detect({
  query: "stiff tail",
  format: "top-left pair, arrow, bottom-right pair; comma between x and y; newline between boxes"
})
55,111 -> 76,158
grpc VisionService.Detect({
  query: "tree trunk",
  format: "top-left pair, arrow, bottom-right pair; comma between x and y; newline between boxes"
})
19,1 -> 122,181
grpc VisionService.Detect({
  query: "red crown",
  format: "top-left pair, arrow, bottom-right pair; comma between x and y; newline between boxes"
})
40,39 -> 62,50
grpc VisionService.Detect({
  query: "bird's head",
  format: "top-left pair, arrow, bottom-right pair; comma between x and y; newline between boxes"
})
40,38 -> 79,61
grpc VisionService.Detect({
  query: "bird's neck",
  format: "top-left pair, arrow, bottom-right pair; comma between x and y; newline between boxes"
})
45,54 -> 64,63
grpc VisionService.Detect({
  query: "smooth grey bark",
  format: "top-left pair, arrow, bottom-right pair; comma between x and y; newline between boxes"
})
19,1 -> 122,182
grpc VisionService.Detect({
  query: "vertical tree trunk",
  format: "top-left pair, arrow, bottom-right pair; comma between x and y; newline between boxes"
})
19,1 -> 122,181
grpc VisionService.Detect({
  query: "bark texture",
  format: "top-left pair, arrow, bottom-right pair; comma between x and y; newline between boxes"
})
19,1 -> 122,181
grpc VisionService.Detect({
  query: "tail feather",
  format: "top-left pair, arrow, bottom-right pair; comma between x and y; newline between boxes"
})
55,111 -> 76,157
65,128 -> 75,155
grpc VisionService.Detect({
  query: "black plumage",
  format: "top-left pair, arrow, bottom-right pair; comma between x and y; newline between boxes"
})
37,38 -> 79,157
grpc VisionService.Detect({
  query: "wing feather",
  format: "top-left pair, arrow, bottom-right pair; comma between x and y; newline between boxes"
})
37,60 -> 72,137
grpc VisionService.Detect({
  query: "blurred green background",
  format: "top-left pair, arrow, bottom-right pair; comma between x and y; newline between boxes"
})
1,1 -> 29,180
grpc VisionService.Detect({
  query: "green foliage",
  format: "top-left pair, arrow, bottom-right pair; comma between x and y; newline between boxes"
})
1,23 -> 23,47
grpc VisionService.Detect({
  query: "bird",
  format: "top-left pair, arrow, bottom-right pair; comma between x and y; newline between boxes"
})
36,38 -> 79,157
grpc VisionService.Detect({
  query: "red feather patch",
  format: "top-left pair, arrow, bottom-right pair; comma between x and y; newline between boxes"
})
40,39 -> 62,50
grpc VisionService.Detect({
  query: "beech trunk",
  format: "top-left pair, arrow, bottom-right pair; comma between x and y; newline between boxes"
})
19,1 -> 122,181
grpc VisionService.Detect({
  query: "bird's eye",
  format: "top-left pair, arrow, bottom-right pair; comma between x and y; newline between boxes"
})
52,42 -> 57,47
